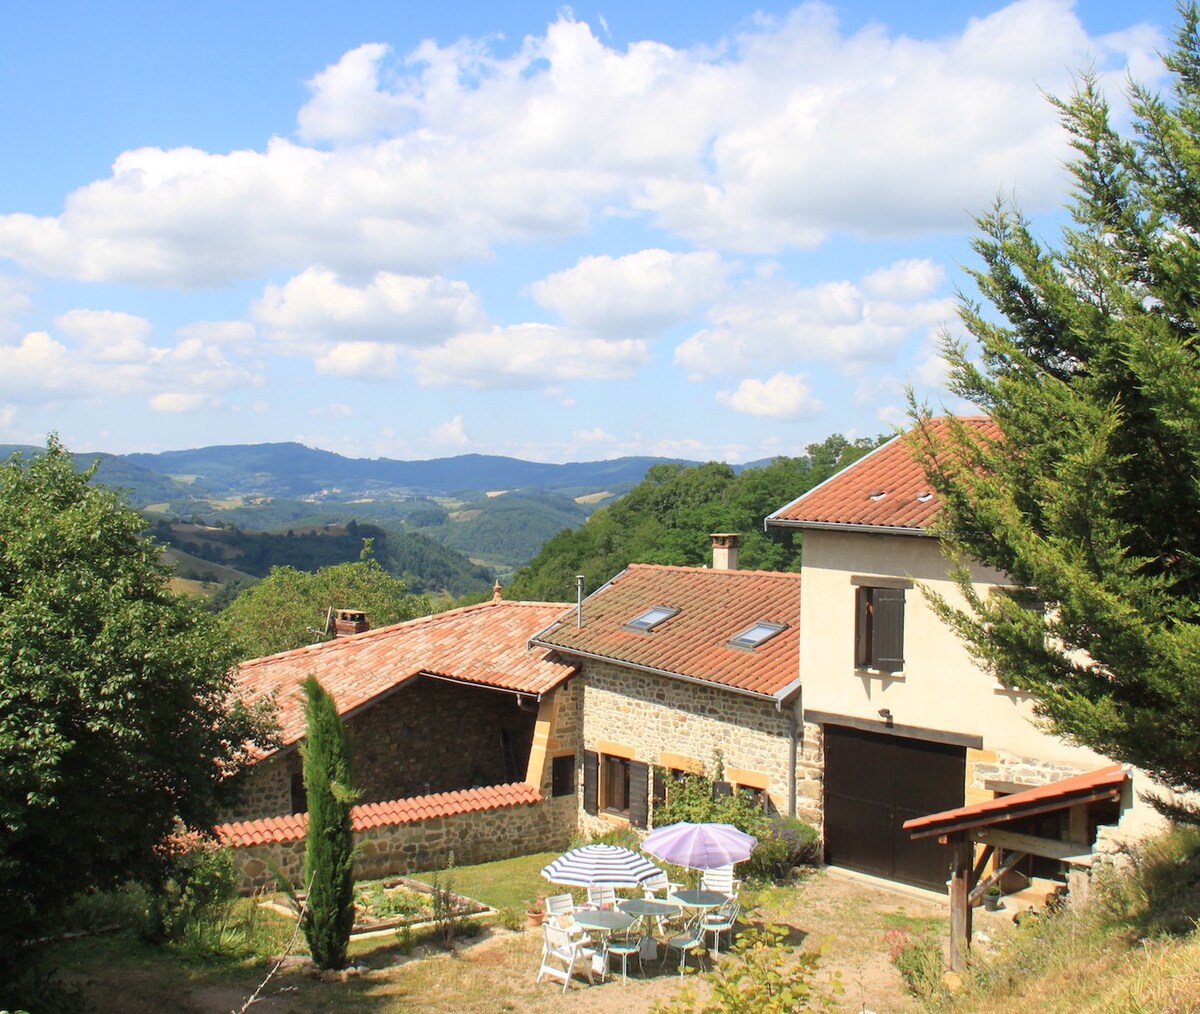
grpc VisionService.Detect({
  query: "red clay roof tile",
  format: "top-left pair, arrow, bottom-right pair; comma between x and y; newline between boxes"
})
766,416 -> 1000,533
214,782 -> 542,847
530,564 -> 801,699
237,600 -> 574,752
902,764 -> 1127,838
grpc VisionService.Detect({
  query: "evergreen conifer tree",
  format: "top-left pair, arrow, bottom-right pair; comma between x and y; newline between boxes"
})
911,5 -> 1200,806
300,676 -> 358,969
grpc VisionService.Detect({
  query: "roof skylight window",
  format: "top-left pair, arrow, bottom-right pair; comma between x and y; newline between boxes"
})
727,621 -> 787,650
624,605 -> 679,632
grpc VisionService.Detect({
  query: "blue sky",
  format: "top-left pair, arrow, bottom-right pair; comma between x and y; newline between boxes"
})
0,0 -> 1182,463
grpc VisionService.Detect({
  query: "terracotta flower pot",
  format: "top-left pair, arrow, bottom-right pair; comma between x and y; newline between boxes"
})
526,908 -> 546,927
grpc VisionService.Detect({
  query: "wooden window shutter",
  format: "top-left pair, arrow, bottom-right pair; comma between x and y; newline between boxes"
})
855,586 -> 871,667
872,586 -> 905,672
711,780 -> 733,799
629,761 -> 650,828
583,750 -> 599,815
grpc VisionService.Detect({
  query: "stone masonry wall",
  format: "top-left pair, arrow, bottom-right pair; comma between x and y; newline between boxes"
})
231,794 -> 577,894
222,676 -> 537,824
576,660 -> 819,834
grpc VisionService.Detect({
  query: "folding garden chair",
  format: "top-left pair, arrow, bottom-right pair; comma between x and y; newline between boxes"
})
536,921 -> 598,992
661,911 -> 708,977
704,897 -> 741,955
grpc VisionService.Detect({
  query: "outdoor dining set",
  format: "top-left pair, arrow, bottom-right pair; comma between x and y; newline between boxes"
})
533,821 -> 754,991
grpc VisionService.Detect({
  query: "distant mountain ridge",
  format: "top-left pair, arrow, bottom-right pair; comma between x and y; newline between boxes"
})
1,441 -> 701,503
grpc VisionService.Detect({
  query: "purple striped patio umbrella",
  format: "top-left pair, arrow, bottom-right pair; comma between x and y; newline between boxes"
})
540,844 -> 664,888
641,821 -> 757,870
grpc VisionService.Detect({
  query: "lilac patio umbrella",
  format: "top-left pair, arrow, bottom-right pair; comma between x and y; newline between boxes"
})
641,821 -> 757,870
541,844 -> 664,888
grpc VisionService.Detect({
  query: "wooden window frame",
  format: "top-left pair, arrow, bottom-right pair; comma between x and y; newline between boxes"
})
855,585 -> 905,673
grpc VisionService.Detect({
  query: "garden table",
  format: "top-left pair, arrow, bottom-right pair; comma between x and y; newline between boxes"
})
571,908 -> 635,981
671,889 -> 727,911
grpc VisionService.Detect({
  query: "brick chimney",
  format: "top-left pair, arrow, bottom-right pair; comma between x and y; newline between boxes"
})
333,609 -> 369,637
710,533 -> 739,570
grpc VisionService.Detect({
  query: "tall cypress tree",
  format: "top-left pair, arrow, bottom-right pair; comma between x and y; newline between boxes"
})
301,676 -> 358,969
911,5 -> 1200,806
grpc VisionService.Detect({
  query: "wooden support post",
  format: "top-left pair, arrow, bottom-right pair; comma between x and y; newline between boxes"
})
948,837 -> 973,972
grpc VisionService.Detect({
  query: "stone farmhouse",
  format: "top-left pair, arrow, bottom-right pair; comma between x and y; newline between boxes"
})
217,416 -> 1164,900
527,547 -> 814,836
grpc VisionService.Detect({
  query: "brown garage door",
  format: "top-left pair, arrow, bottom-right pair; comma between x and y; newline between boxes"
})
823,725 -> 965,892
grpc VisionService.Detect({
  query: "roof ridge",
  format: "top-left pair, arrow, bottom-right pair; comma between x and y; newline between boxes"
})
624,563 -> 800,579
239,598 -> 572,669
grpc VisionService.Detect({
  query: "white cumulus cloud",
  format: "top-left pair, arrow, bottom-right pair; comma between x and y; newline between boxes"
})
254,267 -> 484,351
412,323 -> 647,389
0,4 -> 1163,287
527,249 -> 730,337
676,260 -> 957,378
716,372 -> 823,419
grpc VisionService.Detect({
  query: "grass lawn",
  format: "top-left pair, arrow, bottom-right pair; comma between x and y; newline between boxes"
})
40,860 -> 943,1013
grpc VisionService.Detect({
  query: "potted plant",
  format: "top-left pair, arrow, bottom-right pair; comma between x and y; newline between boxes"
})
525,902 -> 546,927
982,883 -> 1003,911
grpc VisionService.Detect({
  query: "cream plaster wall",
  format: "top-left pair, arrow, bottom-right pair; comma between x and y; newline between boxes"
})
799,528 -> 1166,833
799,529 -> 1109,766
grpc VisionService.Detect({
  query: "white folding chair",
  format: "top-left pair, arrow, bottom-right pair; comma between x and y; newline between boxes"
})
662,911 -> 708,978
536,922 -> 597,992
700,863 -> 741,899
704,898 -> 741,955
544,893 -> 575,918
586,884 -> 617,909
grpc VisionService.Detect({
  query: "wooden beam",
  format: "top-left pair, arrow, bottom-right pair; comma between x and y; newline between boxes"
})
970,844 -> 994,890
975,828 -> 1094,866
948,839 -> 973,972
968,848 -> 1026,904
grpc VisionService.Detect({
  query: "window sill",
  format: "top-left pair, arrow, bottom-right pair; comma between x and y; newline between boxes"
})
853,667 -> 906,681
599,810 -> 631,826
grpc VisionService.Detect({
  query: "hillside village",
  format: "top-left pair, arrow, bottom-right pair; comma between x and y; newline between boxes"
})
214,417 -> 1167,975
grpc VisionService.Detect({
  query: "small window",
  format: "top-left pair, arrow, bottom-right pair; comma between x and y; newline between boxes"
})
855,585 -> 905,673
624,605 -> 679,632
551,754 -> 576,798
728,621 -> 786,649
290,772 -> 307,814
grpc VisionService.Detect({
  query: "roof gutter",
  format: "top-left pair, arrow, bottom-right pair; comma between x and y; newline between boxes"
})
764,519 -> 936,538
528,640 -> 781,704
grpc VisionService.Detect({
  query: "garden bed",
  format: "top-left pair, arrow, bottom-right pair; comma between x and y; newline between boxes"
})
263,876 -> 493,938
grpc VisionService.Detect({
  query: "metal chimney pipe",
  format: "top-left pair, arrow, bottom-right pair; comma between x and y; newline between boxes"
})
576,575 -> 585,629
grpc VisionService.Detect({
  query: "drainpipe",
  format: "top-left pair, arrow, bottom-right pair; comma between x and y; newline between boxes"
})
787,705 -> 799,819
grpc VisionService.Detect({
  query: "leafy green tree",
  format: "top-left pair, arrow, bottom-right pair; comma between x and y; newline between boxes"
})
508,437 -> 885,601
301,675 -> 358,970
0,438 -> 276,971
219,543 -> 431,658
911,7 -> 1200,803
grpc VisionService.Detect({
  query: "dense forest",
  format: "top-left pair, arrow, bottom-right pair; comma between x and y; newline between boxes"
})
507,433 -> 887,602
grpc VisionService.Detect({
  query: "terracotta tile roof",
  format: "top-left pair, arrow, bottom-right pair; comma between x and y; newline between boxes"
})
903,764 -> 1128,839
237,600 -> 575,752
530,564 -> 801,700
214,782 -> 542,847
766,416 -> 1000,533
